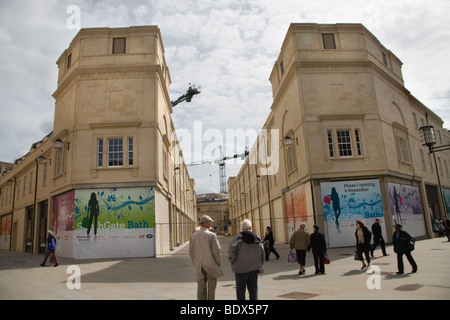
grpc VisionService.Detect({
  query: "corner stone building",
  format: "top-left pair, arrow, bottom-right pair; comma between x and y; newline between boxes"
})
0,26 -> 196,258
228,23 -> 450,247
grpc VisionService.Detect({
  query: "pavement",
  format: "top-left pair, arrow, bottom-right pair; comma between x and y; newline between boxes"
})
0,236 -> 449,301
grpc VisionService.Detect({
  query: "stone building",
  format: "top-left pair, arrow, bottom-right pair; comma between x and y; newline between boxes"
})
228,23 -> 450,247
0,26 -> 196,258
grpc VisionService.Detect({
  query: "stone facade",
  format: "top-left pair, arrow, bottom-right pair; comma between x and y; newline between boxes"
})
228,24 -> 450,246
0,26 -> 196,257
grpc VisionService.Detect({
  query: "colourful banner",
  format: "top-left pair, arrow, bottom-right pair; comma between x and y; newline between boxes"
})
53,187 -> 155,258
284,184 -> 307,240
320,179 -> 385,247
387,183 -> 426,238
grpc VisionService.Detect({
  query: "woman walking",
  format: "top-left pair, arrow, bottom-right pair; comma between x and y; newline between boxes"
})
263,226 -> 280,261
355,220 -> 371,270
40,231 -> 59,267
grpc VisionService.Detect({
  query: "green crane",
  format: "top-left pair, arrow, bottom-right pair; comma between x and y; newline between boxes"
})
171,84 -> 201,107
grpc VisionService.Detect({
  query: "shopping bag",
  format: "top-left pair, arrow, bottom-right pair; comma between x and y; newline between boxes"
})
287,249 -> 298,263
82,216 -> 90,229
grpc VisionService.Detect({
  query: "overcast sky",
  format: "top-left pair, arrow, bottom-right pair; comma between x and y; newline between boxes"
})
1,0 -> 449,194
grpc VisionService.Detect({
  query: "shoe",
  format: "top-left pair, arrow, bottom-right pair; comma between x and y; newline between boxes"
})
40,263 -> 45,267
411,269 -> 417,273
276,256 -> 280,260
361,264 -> 367,270
396,271 -> 404,274
54,263 -> 59,267
383,254 -> 389,256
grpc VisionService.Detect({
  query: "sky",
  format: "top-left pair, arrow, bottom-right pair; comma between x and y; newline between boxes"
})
1,0 -> 449,194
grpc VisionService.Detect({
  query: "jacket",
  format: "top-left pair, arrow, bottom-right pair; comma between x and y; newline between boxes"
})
263,231 -> 275,247
355,226 -> 372,247
308,231 -> 326,253
289,228 -> 310,251
392,230 -> 413,254
189,227 -> 223,280
228,230 -> 265,274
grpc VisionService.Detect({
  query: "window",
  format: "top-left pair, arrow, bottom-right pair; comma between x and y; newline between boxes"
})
355,129 -> 362,156
128,138 -> 133,166
108,138 -> 123,167
337,130 -> 353,157
322,34 -> 336,49
327,128 -> 364,159
327,130 -> 334,158
97,139 -> 103,167
286,143 -> 296,173
55,147 -> 65,177
113,38 -> 126,54
382,52 -> 388,66
396,136 -> 410,163
280,60 -> 285,75
67,53 -> 72,70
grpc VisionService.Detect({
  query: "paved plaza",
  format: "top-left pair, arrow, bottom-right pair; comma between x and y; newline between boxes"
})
0,236 -> 449,301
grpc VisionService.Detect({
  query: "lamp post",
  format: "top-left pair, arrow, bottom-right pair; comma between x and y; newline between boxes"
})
419,114 -> 450,219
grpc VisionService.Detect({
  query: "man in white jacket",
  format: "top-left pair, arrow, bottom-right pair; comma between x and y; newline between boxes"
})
189,215 -> 223,300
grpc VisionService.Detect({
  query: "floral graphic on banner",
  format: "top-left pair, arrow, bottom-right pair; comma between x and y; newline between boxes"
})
74,187 -> 155,233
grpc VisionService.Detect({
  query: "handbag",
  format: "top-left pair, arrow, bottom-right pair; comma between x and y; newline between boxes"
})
324,254 -> 330,264
48,238 -> 57,251
354,251 -> 359,261
287,249 -> 298,263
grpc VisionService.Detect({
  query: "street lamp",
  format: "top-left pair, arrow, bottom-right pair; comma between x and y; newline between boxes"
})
419,113 -> 450,218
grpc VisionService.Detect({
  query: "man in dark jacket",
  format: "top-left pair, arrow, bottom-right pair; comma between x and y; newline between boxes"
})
392,224 -> 417,274
371,218 -> 388,257
308,225 -> 327,275
229,219 -> 265,300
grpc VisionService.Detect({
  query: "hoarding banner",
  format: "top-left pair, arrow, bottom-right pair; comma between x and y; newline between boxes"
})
320,179 -> 385,247
53,187 -> 155,259
387,183 -> 426,238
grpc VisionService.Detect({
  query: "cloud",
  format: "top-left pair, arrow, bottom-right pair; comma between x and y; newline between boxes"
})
0,0 -> 449,194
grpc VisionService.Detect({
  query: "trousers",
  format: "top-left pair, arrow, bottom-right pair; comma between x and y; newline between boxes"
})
235,270 -> 259,300
197,268 -> 217,300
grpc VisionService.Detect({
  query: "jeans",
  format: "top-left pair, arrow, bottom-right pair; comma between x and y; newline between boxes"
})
235,270 -> 259,300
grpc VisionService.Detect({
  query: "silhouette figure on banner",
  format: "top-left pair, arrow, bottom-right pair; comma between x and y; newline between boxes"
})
87,192 -> 100,236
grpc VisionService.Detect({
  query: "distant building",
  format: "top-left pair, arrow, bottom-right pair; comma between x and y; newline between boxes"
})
228,23 -> 450,247
196,193 -> 230,235
0,26 -> 196,258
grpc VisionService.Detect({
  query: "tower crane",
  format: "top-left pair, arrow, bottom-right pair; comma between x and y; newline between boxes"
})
187,146 -> 249,194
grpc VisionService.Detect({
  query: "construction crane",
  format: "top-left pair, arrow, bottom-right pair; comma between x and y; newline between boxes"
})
187,146 -> 249,194
171,84 -> 201,107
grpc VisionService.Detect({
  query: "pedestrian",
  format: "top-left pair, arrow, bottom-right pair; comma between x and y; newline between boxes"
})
189,215 -> 223,300
444,219 -> 450,242
40,231 -> 59,267
308,224 -> 327,275
228,219 -> 265,300
392,224 -> 417,274
263,226 -> 280,261
371,218 -> 388,257
355,220 -> 371,270
289,223 -> 310,275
